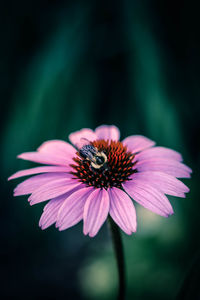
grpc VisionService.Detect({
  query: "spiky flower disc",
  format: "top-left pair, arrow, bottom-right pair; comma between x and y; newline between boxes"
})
71,140 -> 136,189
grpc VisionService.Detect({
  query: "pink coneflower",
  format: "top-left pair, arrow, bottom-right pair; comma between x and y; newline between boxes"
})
8,125 -> 191,237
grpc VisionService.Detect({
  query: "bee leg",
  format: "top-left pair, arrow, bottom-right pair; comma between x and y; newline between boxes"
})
102,163 -> 109,175
90,165 -> 97,173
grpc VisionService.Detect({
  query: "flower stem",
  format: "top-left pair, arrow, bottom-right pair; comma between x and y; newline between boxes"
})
108,216 -> 125,300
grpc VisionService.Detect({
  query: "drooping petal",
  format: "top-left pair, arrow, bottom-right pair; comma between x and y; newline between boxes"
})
14,173 -> 72,196
122,135 -> 155,154
136,158 -> 192,178
28,178 -> 82,205
8,166 -> 70,180
56,187 -> 94,230
131,171 -> 189,197
123,180 -> 174,217
83,189 -> 110,237
95,125 -> 120,141
39,190 -> 76,230
18,152 -> 72,166
135,146 -> 182,162
69,128 -> 97,147
108,187 -> 137,234
38,140 -> 76,158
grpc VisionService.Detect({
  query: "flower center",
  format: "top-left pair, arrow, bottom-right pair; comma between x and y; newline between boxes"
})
70,140 -> 136,189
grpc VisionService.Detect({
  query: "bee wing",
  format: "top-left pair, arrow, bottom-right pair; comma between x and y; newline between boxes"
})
76,138 -> 91,150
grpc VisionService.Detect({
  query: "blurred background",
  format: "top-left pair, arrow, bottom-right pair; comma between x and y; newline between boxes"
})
1,0 -> 200,299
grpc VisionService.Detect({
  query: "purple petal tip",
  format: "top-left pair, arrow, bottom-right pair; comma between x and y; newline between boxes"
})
89,232 -> 95,238
166,210 -> 174,217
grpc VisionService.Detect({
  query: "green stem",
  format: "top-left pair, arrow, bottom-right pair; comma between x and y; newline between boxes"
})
108,217 -> 125,300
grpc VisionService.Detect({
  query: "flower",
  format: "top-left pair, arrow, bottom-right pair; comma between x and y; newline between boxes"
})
8,125 -> 191,237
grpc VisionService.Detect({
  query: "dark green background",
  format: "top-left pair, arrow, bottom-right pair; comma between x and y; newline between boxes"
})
1,1 -> 199,299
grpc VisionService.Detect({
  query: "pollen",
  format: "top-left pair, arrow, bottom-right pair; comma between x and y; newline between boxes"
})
70,140 -> 136,189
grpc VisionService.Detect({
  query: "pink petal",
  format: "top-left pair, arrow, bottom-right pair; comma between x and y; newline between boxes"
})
28,178 -> 82,205
108,187 -> 137,234
123,180 -> 174,217
18,152 -> 72,166
122,135 -> 155,154
8,166 -> 71,180
136,158 -> 192,178
38,140 -> 76,158
39,194 -> 69,230
69,128 -> 97,147
39,186 -> 82,230
135,147 -> 182,162
95,125 -> 120,141
14,173 -> 72,196
56,187 -> 94,230
83,189 -> 110,237
8,166 -> 70,180
131,171 -> 189,197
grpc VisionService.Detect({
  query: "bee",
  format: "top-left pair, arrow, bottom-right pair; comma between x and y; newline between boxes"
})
77,139 -> 108,171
